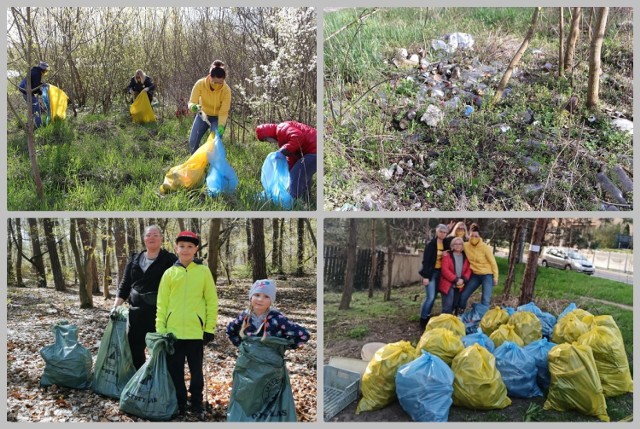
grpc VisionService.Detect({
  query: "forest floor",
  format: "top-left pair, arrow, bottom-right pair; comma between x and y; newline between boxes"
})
6,275 -> 317,422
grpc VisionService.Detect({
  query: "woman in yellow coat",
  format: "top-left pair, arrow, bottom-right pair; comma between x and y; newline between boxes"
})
188,60 -> 232,154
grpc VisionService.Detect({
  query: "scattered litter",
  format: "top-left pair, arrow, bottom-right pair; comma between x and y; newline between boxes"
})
339,203 -> 358,211
420,105 -> 444,127
431,33 -> 474,54
464,105 -> 474,117
612,165 -> 633,193
499,125 -> 511,133
380,166 -> 395,180
524,184 -> 544,194
611,118 -> 633,135
596,172 -> 627,204
521,156 -> 542,175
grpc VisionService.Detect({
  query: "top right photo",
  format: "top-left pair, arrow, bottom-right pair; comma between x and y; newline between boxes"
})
324,7 -> 633,212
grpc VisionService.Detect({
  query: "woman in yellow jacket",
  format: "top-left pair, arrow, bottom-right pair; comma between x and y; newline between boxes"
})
156,231 -> 218,416
188,60 -> 232,154
456,223 -> 498,313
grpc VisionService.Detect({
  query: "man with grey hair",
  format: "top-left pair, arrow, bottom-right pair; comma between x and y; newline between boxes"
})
111,225 -> 177,369
417,223 -> 450,330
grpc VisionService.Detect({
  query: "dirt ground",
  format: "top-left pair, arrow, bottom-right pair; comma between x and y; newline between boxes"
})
6,276 -> 317,422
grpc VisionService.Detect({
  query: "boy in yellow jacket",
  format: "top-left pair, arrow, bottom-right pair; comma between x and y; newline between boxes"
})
188,60 -> 232,154
458,223 -> 499,313
156,231 -> 218,416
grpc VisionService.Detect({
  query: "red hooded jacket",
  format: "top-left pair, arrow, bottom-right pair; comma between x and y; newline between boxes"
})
439,250 -> 472,295
255,121 -> 317,170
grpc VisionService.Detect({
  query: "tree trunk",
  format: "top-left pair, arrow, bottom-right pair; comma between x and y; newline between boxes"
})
564,7 -> 582,73
138,218 -> 146,249
27,218 -> 47,288
339,219 -> 357,310
13,218 -> 25,287
304,218 -> 317,248
278,218 -> 285,271
272,219 -> 280,271
368,219 -> 377,298
126,218 -> 137,255
558,8 -> 565,76
519,218 -> 549,305
43,218 -> 65,291
103,218 -> 112,299
71,219 -> 92,308
245,219 -> 253,265
54,219 -> 67,267
207,219 -> 221,284
90,219 -> 100,295
494,7 -> 541,102
251,219 -> 267,281
503,219 -> 524,298
296,218 -> 305,276
587,7 -> 609,110
384,220 -> 394,301
8,219 -> 15,284
113,218 -> 127,285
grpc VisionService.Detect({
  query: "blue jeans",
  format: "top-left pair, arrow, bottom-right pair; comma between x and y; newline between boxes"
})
289,154 -> 317,199
458,273 -> 494,311
22,92 -> 42,128
441,287 -> 462,314
189,114 -> 218,154
420,269 -> 440,319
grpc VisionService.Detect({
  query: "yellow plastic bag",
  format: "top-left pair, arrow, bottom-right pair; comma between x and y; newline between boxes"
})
568,308 -> 593,322
552,312 -> 589,344
543,343 -> 609,422
480,306 -> 509,336
48,85 -> 68,120
583,315 -> 624,346
425,313 -> 466,337
489,324 -> 523,348
159,133 -> 214,194
356,341 -> 417,414
415,327 -> 464,366
509,311 -> 542,345
577,326 -> 633,397
130,92 -> 156,123
451,344 -> 511,410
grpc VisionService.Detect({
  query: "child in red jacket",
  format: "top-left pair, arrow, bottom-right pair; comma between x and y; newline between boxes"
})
439,237 -> 472,314
256,121 -> 317,200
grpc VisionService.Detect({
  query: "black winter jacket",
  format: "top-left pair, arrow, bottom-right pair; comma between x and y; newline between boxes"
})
19,66 -> 46,95
127,76 -> 155,98
419,237 -> 449,279
116,249 -> 177,309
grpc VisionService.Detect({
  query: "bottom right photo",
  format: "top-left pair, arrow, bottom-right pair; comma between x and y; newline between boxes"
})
323,218 -> 633,423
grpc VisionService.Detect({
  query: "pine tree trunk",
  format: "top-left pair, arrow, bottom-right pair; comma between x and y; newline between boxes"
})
27,218 -> 47,288
339,219 -> 357,310
251,219 -> 267,281
43,218 -> 65,291
519,218 -> 549,305
587,7 -> 609,110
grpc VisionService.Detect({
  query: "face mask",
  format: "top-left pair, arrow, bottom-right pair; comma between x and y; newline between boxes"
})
470,237 -> 480,245
456,230 -> 465,237
212,83 -> 223,90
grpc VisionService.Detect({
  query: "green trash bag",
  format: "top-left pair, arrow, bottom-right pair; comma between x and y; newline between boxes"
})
91,307 -> 136,398
119,332 -> 178,421
227,336 -> 297,422
40,320 -> 92,389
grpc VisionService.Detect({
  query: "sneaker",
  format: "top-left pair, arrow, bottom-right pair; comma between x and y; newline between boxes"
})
190,401 -> 204,414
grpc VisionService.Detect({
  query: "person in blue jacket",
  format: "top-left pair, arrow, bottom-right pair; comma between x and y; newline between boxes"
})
18,61 -> 49,128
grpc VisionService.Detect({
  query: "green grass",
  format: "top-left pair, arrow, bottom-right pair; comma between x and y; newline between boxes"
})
7,109 -> 315,211
324,7 -> 633,211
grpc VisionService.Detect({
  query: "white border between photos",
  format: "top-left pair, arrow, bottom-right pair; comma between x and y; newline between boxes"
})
1,1 -> 638,428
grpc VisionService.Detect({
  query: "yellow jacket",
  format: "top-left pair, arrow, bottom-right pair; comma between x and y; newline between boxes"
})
464,240 -> 499,280
156,260 -> 218,340
188,76 -> 232,126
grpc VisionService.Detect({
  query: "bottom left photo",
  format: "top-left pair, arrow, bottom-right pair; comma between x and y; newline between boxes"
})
6,217 -> 317,422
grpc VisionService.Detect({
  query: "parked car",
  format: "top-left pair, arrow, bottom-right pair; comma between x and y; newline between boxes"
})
540,248 -> 595,275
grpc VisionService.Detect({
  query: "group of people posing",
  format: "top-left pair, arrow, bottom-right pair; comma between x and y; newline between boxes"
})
20,60 -> 317,201
418,221 -> 499,330
111,225 -> 310,420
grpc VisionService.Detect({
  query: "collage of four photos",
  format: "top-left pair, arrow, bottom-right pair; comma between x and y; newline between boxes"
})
4,6 -> 635,424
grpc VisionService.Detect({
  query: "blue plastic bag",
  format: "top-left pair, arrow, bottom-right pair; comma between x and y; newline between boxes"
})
40,320 -> 93,389
462,330 -> 495,353
494,341 -> 543,398
459,303 -> 489,334
558,302 -> 577,320
206,132 -> 238,196
396,350 -> 454,422
524,338 -> 556,391
260,151 -> 293,209
503,306 -> 515,316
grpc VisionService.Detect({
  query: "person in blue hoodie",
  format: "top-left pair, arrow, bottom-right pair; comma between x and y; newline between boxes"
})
18,61 -> 49,128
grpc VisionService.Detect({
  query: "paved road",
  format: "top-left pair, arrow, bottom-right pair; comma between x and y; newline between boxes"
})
495,250 -> 633,285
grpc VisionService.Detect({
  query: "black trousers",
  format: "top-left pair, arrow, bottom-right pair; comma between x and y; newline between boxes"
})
127,307 -> 156,370
166,339 -> 204,408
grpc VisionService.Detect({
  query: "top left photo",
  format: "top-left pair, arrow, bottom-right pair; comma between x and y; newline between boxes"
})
6,7 -> 318,212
